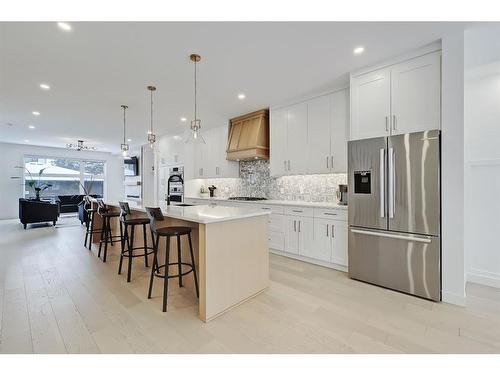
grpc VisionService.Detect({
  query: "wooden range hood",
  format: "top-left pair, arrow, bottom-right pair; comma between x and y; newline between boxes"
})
226,109 -> 269,161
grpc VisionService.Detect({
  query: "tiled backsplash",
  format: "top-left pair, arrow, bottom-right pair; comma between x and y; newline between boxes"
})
185,160 -> 347,203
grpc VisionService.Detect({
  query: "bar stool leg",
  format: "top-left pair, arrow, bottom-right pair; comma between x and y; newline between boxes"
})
148,234 -> 159,299
103,217 -> 111,262
177,234 -> 183,288
88,212 -> 94,250
143,224 -> 149,267
118,223 -> 128,275
84,214 -> 89,248
163,236 -> 170,312
188,232 -> 199,298
127,224 -> 135,282
98,215 -> 106,258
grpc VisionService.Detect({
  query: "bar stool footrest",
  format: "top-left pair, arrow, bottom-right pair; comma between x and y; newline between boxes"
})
153,262 -> 195,279
121,247 -> 155,258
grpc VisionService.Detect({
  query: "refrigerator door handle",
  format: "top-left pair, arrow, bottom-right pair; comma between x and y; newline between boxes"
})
350,228 -> 432,244
388,147 -> 395,218
379,148 -> 385,218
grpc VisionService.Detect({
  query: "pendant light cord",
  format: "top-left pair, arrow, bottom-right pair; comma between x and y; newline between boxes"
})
150,89 -> 154,134
194,59 -> 197,121
123,106 -> 126,144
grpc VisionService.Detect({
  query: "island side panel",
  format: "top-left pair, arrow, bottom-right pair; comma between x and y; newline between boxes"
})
201,215 -> 269,322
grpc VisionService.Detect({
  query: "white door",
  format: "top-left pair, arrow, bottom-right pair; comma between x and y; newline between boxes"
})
270,108 -> 288,176
307,94 -> 331,174
297,217 -> 314,257
330,89 -> 349,173
286,102 -> 308,174
350,67 -> 391,140
331,220 -> 348,266
307,218 -> 332,262
390,52 -> 441,135
284,216 -> 299,254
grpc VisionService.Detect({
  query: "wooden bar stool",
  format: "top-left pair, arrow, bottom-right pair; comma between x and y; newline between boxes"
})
97,200 -> 121,263
83,196 -> 99,250
118,201 -> 154,282
145,207 -> 199,312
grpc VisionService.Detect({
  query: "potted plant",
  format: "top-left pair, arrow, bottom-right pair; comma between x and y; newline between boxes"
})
17,166 -> 52,200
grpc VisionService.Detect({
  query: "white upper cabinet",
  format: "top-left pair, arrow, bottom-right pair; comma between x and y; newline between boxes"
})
350,67 -> 391,140
330,89 -> 349,173
350,50 -> 441,140
390,52 -> 441,135
158,135 -> 186,166
270,108 -> 287,176
286,102 -> 308,175
307,94 -> 331,174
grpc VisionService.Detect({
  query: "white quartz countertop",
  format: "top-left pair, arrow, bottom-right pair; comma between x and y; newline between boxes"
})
108,201 -> 270,224
185,196 -> 348,210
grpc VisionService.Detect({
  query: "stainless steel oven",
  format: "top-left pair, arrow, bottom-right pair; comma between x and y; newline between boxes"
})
168,166 -> 184,203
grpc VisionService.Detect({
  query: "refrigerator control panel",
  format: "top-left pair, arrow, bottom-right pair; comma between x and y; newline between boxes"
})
354,171 -> 371,194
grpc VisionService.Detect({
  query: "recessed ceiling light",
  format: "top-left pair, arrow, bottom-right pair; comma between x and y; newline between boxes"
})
57,22 -> 72,31
237,93 -> 246,100
180,117 -> 187,122
127,138 -> 132,142
39,83 -> 50,90
32,111 -> 40,116
28,125 -> 35,129
353,46 -> 365,55
24,139 -> 29,143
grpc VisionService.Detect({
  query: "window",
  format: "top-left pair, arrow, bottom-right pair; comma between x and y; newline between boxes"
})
23,156 -> 106,199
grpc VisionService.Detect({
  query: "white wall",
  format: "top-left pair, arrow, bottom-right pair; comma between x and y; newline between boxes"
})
464,26 -> 500,288
1,142 -> 124,220
441,32 -> 466,305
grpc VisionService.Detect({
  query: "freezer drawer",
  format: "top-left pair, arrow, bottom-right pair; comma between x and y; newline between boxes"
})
348,227 -> 440,301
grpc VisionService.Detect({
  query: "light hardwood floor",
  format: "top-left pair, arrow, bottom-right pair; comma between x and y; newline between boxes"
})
1,218 -> 499,354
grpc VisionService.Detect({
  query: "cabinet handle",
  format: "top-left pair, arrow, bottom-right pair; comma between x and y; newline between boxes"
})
284,161 -> 287,172
326,224 -> 329,237
326,156 -> 329,169
330,156 -> 334,169
298,221 -> 301,232
288,160 -> 291,171
331,225 -> 335,238
294,220 -> 296,232
385,116 -> 389,132
323,212 -> 337,216
261,207 -> 271,210
393,115 -> 397,131
292,210 -> 303,213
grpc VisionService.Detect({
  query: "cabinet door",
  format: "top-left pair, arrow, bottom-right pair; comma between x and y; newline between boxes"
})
330,89 -> 349,173
307,218 -> 332,262
270,108 -> 288,176
350,68 -> 391,140
331,220 -> 348,266
194,138 -> 206,178
307,94 -> 331,174
390,52 -> 441,135
218,126 -> 240,178
286,102 -> 308,175
297,216 -> 314,257
284,216 -> 299,254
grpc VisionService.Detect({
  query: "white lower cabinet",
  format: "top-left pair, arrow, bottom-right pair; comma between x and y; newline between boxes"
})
311,218 -> 348,266
285,216 -> 313,256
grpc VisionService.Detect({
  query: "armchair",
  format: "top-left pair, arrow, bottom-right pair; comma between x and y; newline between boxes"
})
19,198 -> 59,229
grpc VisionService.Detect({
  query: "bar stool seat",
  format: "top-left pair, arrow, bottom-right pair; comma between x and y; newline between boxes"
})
122,217 -> 150,225
145,207 -> 199,312
155,226 -> 191,236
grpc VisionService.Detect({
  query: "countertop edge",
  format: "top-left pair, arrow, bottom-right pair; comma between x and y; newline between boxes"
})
185,197 -> 348,210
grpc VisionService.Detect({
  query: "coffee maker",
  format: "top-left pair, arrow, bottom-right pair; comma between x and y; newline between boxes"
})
336,184 -> 348,206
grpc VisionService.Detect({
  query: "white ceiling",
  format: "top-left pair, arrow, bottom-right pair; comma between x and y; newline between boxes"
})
0,22 -> 470,153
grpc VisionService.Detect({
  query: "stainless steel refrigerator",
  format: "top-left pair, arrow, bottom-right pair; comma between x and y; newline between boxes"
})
347,130 -> 441,301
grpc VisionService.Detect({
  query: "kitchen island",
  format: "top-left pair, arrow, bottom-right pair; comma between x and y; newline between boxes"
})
93,202 -> 270,322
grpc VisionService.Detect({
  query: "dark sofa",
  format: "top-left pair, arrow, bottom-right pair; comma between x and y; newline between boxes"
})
56,195 -> 85,213
19,198 -> 59,229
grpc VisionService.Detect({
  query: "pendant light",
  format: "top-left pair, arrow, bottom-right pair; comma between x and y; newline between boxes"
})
120,105 -> 130,157
147,85 -> 157,148
186,54 -> 205,144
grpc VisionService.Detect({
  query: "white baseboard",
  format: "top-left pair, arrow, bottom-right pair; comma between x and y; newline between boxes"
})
269,249 -> 348,273
467,269 -> 500,289
442,290 -> 466,306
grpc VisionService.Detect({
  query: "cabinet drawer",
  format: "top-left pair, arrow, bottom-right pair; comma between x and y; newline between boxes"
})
268,214 -> 284,233
256,204 -> 284,214
268,231 -> 285,251
313,208 -> 347,221
284,206 -> 314,217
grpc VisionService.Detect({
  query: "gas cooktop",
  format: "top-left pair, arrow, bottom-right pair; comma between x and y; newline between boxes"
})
228,197 -> 267,201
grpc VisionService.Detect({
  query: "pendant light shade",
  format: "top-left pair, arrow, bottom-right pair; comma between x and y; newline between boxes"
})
186,54 -> 206,144
120,105 -> 130,158
147,85 -> 157,148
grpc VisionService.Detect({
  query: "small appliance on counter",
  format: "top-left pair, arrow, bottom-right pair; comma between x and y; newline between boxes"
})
208,185 -> 217,198
336,184 -> 348,205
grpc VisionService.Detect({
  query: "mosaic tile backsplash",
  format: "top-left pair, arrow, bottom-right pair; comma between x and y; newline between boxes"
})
186,160 -> 347,203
